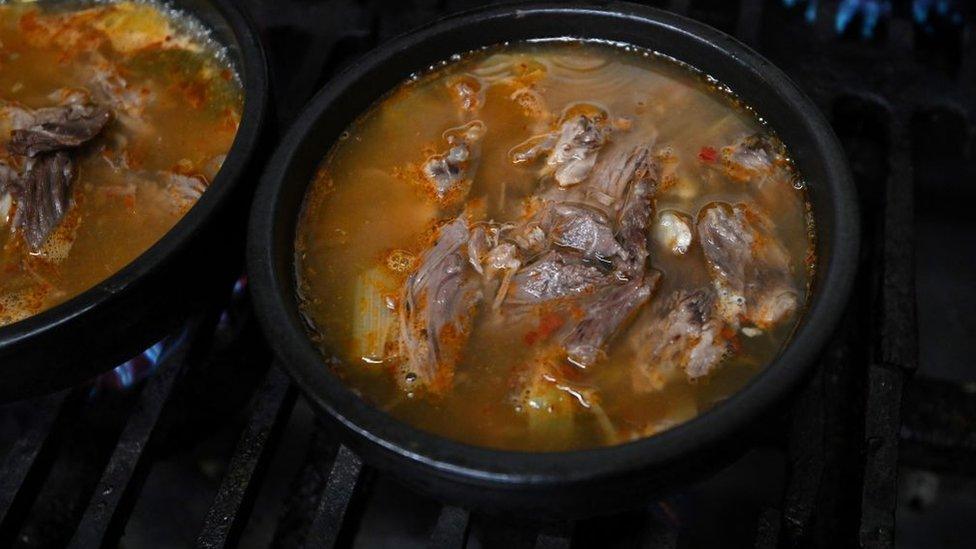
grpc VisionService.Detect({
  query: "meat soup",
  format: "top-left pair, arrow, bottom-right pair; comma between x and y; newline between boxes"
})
0,0 -> 243,326
296,41 -> 815,451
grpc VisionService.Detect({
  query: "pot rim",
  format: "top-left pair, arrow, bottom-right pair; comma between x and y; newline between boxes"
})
248,1 -> 859,487
0,0 -> 270,349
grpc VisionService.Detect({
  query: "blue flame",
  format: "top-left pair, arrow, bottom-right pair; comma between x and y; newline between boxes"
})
912,0 -> 964,32
88,335 -> 177,398
835,0 -> 892,38
782,0 -> 902,37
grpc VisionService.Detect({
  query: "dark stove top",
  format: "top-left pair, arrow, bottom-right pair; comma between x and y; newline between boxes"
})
2,1 -> 975,547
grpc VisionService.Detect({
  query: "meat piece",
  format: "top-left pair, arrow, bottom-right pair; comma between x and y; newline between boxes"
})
548,114 -> 609,187
8,103 -> 112,157
510,113 -> 611,187
509,87 -> 549,119
0,102 -> 37,135
398,216 -> 483,391
421,120 -> 485,202
0,162 -> 18,193
162,171 -> 207,214
483,242 -> 521,309
447,75 -> 483,112
467,225 -> 492,275
0,162 -> 19,226
697,202 -> 799,328
562,272 -> 659,368
633,288 -> 731,391
653,210 -> 694,255
507,250 -> 610,305
612,146 -> 656,274
510,132 -> 558,165
577,142 -> 654,214
547,203 -> 626,262
719,133 -> 784,182
17,152 -> 75,252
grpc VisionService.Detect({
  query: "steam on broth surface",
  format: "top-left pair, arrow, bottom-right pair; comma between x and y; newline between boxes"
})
296,41 -> 816,451
0,0 -> 243,326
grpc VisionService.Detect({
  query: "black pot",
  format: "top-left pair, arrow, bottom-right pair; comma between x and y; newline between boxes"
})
248,2 -> 859,517
0,0 -> 270,402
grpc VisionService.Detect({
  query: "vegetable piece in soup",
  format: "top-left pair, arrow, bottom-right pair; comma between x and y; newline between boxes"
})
0,0 -> 243,326
296,41 -> 815,451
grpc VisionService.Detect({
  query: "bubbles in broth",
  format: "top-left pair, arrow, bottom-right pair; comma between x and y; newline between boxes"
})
296,41 -> 815,451
0,0 -> 243,326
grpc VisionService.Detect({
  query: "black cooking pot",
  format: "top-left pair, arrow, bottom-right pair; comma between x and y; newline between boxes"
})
0,0 -> 269,402
248,2 -> 859,517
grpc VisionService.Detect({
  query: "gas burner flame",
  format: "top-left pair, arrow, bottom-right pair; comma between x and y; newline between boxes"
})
783,0 -> 964,37
87,275 -> 247,397
913,0 -> 965,31
88,336 -> 177,397
835,0 -> 891,38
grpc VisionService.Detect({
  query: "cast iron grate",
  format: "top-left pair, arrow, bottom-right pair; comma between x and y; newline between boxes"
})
1,0 -> 974,547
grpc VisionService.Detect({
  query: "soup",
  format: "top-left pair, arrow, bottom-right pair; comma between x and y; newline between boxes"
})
296,42 -> 815,451
0,0 -> 243,326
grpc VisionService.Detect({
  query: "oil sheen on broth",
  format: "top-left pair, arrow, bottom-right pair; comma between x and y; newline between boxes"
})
0,0 -> 243,326
296,42 -> 815,451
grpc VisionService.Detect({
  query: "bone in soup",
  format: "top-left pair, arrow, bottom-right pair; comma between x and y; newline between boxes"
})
0,0 -> 243,326
296,41 -> 815,451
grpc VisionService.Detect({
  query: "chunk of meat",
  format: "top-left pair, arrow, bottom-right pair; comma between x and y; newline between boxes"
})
447,75 -> 483,112
466,224 -> 523,309
17,152 -> 75,252
507,250 -> 610,305
633,287 -> 731,391
547,203 -> 626,261
483,242 -> 521,309
697,202 -> 798,328
0,162 -> 18,193
547,114 -> 609,187
162,171 -> 208,214
510,112 -> 611,188
7,103 -> 112,157
0,162 -> 19,225
421,120 -> 485,202
546,115 -> 608,187
562,272 -> 659,368
719,133 -> 784,182
653,210 -> 694,255
398,216 -> 483,392
612,146 -> 656,274
576,142 -> 655,214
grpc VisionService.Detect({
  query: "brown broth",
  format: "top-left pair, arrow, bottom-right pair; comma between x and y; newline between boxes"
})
296,41 -> 815,451
0,0 -> 243,325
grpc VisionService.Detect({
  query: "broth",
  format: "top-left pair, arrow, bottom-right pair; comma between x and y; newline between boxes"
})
0,0 -> 243,326
296,41 -> 815,451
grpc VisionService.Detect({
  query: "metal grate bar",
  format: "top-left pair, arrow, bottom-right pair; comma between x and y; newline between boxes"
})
900,375 -> 976,475
859,119 -> 917,549
428,505 -> 470,549
781,365 -> 826,544
302,444 -> 370,549
67,326 -> 196,549
535,522 -> 573,549
859,363 -> 904,549
0,391 -> 68,538
196,366 -> 297,549
754,507 -> 782,549
877,119 -> 918,372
